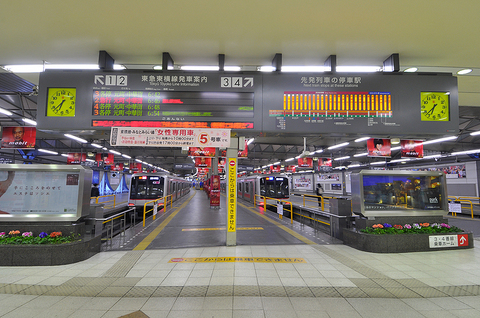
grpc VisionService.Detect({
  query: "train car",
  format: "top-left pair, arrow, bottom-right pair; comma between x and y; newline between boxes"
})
128,172 -> 190,216
222,174 -> 290,204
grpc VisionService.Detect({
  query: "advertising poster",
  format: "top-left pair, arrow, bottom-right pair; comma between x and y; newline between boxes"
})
318,158 -> 332,167
188,147 -> 216,157
297,157 -> 313,168
0,170 -> 79,215
401,139 -> 424,158
129,162 -> 142,171
293,174 -> 313,191
270,165 -> 281,173
195,157 -> 211,168
285,165 -> 296,173
67,152 -> 86,164
1,126 -> 36,149
367,138 -> 391,157
111,163 -> 124,171
210,175 -> 220,207
96,153 -> 114,165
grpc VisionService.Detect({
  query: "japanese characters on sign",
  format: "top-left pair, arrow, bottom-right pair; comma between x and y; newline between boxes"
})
110,127 -> 231,148
227,158 -> 237,232
429,234 -> 469,248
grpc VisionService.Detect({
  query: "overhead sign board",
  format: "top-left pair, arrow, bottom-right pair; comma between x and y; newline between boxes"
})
110,127 -> 231,148
37,70 -> 458,135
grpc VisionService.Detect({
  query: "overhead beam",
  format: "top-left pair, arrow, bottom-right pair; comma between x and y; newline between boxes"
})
383,53 -> 400,72
324,55 -> 337,72
162,52 -> 174,70
218,54 -> 225,71
272,53 -> 282,72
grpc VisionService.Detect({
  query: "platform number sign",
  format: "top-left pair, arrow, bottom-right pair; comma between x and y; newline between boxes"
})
221,77 -> 254,88
198,132 -> 209,145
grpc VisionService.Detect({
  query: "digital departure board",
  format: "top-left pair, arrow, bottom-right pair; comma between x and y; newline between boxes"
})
92,90 -> 254,118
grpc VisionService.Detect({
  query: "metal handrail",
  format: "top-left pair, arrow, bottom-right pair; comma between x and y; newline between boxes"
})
142,194 -> 174,227
88,207 -> 136,241
448,197 -> 474,218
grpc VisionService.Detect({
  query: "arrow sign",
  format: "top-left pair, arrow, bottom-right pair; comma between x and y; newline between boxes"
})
94,75 -> 104,85
244,77 -> 253,87
458,234 -> 469,246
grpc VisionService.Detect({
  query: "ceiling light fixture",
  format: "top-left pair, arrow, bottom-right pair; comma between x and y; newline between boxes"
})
285,158 -> 295,162
38,149 -> 58,155
354,137 -> 370,142
457,69 -> 472,75
22,118 -> 37,125
180,66 -> 219,71
451,149 -> 480,156
258,66 -> 275,72
354,152 -> 368,157
422,136 -> 457,145
336,66 -> 382,72
328,142 -> 349,150
109,149 -> 121,155
0,108 -> 13,116
64,134 -> 88,143
370,161 -> 386,165
281,66 -> 326,72
334,156 -> 350,161
91,143 -> 103,148
247,138 -> 255,145
470,131 -> 480,136
122,154 -> 131,159
404,67 -> 418,73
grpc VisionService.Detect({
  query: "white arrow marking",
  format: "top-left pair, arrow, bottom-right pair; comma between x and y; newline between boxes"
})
244,77 -> 254,87
94,75 -> 104,85
459,236 -> 467,244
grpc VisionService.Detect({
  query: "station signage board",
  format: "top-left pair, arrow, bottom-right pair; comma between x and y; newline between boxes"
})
37,70 -> 458,135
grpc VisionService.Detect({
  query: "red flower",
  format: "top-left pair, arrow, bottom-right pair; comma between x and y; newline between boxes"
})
372,224 -> 383,229
393,224 -> 403,229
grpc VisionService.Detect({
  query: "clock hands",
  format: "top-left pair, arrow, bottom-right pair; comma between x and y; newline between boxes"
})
426,103 -> 437,115
52,99 -> 65,113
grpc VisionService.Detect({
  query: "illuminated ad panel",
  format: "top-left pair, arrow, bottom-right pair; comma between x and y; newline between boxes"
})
262,73 -> 458,134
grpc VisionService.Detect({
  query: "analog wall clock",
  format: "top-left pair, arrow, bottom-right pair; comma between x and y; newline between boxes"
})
420,92 -> 449,121
46,88 -> 76,117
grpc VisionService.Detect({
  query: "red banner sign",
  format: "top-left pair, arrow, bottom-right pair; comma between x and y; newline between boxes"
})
367,138 -> 391,157
1,126 -> 36,149
401,140 -> 424,158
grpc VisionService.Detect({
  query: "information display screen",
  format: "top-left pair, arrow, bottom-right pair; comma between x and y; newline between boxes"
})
92,90 -> 254,119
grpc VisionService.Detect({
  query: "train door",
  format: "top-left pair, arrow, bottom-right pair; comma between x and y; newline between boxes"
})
243,179 -> 252,202
172,182 -> 177,200
237,180 -> 243,199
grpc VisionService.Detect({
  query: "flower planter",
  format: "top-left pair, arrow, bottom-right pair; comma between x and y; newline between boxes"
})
0,235 -> 101,266
343,228 -> 474,253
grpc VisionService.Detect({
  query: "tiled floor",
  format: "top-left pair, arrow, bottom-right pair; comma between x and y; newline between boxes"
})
2,242 -> 480,317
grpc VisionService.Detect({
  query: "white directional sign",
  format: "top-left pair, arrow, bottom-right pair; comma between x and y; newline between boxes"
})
221,76 -> 254,88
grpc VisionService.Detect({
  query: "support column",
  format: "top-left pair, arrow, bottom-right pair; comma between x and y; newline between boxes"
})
226,137 -> 239,246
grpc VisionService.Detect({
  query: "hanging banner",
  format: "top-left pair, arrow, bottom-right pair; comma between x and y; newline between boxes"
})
285,165 -> 296,173
270,165 -> 281,173
367,138 -> 391,157
96,153 -> 114,165
210,175 -> 220,207
195,157 -> 211,168
1,126 -> 36,149
318,158 -> 332,167
129,162 -> 142,171
188,147 -> 216,157
110,127 -> 231,148
67,153 -> 86,164
401,139 -> 424,158
298,157 -> 313,168
111,163 -> 124,171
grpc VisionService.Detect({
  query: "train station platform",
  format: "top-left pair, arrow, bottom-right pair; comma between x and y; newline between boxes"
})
1,190 -> 480,317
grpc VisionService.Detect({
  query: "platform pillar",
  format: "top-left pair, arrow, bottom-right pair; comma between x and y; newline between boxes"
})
226,138 -> 239,246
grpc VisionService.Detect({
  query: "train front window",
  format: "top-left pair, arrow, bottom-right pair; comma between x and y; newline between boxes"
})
276,177 -> 289,198
130,176 -> 164,199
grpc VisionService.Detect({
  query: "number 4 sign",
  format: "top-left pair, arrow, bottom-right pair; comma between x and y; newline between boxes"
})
221,77 -> 254,88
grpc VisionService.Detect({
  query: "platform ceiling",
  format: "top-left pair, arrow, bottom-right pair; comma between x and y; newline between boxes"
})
1,1 -> 480,172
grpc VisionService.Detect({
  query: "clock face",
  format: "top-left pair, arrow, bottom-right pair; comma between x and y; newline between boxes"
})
46,88 -> 76,117
420,92 -> 449,121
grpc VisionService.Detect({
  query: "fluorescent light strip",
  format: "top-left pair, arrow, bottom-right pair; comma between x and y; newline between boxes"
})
334,156 -> 350,161
354,137 -> 370,142
91,143 -> 103,148
328,142 -> 349,150
336,66 -> 382,72
281,66 -> 326,72
404,67 -> 418,73
39,149 -> 58,155
181,66 -> 219,71
0,108 -> 13,116
22,118 -> 37,125
422,136 -> 457,145
422,154 -> 443,159
122,154 -> 131,159
285,158 -> 295,162
389,158 -> 411,163
457,69 -> 472,75
247,138 -> 255,145
370,161 -> 386,165
354,152 -> 368,157
451,149 -> 480,156
109,150 -> 121,155
470,131 -> 480,136
390,146 -> 401,151
64,134 -> 88,143
348,164 -> 361,168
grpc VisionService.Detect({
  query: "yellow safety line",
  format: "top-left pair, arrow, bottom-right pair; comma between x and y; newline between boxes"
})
133,191 -> 196,251
237,200 -> 317,245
